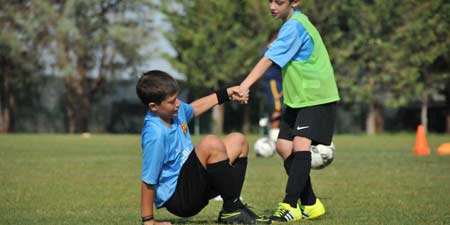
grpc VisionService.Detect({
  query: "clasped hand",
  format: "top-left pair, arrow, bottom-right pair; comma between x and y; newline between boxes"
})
228,86 -> 250,104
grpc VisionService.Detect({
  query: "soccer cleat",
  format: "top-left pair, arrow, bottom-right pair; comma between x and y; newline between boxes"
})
218,205 -> 271,224
301,198 -> 325,220
269,203 -> 302,222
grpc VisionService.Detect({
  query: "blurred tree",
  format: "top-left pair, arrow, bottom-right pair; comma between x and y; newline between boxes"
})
0,2 -> 42,133
4,0 -> 155,133
161,0 -> 277,134
394,0 -> 450,133
303,0 -> 419,134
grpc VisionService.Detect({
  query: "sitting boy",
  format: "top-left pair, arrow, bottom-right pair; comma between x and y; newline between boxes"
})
136,70 -> 270,225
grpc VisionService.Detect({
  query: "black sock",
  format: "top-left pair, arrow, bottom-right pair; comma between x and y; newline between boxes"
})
283,151 -> 311,208
300,176 -> 316,206
284,154 -> 316,205
283,154 -> 294,175
207,159 -> 244,211
232,157 -> 248,196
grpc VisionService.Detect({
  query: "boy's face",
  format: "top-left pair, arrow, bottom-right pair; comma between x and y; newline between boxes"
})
149,93 -> 180,124
268,0 -> 299,21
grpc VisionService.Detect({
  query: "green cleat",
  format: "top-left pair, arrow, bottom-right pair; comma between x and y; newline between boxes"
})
301,198 -> 325,220
269,203 -> 302,222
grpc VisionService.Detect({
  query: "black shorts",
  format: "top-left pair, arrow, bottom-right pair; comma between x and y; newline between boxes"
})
278,102 -> 337,145
164,149 -> 218,217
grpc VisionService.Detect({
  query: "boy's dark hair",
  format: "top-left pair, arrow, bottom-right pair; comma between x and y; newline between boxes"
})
136,70 -> 180,105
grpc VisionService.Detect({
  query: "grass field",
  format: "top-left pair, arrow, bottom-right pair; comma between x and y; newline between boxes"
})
1,133 -> 449,225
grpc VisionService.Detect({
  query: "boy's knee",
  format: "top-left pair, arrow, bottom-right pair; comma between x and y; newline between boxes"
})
197,135 -> 226,154
228,132 -> 248,146
227,132 -> 249,157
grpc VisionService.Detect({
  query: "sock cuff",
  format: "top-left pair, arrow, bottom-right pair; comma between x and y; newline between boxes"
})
293,151 -> 311,160
233,157 -> 248,166
207,159 -> 230,170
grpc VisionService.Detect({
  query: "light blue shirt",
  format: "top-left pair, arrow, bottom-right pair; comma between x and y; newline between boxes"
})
265,10 -> 314,68
141,101 -> 194,208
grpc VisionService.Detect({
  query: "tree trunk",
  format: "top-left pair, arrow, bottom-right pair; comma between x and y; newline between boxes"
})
446,114 -> 450,134
1,73 -> 16,133
445,84 -> 450,134
242,104 -> 251,134
421,89 -> 428,134
366,102 -> 384,135
0,76 -> 5,133
64,76 -> 92,133
212,104 -> 224,134
0,98 -> 3,133
65,90 -> 76,133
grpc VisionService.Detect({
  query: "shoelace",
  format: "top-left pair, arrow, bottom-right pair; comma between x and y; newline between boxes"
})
273,205 -> 289,217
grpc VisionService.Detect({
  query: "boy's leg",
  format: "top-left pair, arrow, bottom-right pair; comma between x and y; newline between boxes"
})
270,106 -> 320,222
222,132 -> 249,163
269,137 -> 310,222
222,132 -> 249,197
283,137 -> 312,207
195,135 -> 242,210
195,134 -> 270,224
273,103 -> 336,221
278,132 -> 317,206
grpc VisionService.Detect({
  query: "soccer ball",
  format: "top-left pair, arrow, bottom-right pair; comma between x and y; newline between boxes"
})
254,137 -> 276,158
310,142 -> 335,169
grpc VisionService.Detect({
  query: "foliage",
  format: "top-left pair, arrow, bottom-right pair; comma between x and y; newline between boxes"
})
301,0 -> 449,132
161,0 -> 278,98
394,0 -> 450,99
1,0 -> 156,133
0,2 -> 43,132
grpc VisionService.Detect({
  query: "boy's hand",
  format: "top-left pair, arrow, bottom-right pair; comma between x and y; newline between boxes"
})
228,86 -> 249,104
234,86 -> 250,104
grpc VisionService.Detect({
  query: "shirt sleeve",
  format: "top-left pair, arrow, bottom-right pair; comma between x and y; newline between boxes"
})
181,101 -> 194,122
141,128 -> 165,185
265,20 -> 307,68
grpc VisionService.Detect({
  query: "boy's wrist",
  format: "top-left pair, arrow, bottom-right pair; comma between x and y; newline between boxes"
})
215,87 -> 230,104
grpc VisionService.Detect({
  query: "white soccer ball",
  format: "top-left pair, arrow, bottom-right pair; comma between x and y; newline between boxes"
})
254,137 -> 276,158
310,142 -> 335,169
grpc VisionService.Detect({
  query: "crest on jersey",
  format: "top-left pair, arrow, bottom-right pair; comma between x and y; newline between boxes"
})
181,122 -> 188,135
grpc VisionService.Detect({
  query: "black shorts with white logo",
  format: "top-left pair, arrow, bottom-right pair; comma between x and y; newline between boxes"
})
278,102 -> 337,145
164,149 -> 219,217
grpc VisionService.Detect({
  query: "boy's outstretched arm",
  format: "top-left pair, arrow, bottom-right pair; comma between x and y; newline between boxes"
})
237,57 -> 273,103
141,182 -> 171,225
191,86 -> 243,117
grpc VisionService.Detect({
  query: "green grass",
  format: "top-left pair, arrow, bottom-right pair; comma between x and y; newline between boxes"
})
1,133 -> 449,225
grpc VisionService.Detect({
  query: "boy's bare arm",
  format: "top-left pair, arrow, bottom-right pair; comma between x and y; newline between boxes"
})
238,57 -> 273,103
191,86 -> 241,117
141,182 -> 171,225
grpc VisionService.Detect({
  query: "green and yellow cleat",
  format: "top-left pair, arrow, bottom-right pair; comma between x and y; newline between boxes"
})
301,198 -> 325,220
269,203 -> 302,222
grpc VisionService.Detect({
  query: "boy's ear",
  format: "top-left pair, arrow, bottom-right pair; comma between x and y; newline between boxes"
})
291,0 -> 300,8
149,102 -> 158,112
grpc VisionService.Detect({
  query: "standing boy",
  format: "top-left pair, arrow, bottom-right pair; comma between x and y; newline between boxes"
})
236,0 -> 340,222
137,70 -> 270,225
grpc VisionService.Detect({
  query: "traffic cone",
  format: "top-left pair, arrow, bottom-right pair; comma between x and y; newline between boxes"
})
437,143 -> 450,155
414,125 -> 430,156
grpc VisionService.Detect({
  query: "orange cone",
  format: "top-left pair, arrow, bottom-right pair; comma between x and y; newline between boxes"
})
414,125 -> 430,156
437,143 -> 450,155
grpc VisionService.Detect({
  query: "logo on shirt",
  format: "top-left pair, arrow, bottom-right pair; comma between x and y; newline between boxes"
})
181,122 -> 188,135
